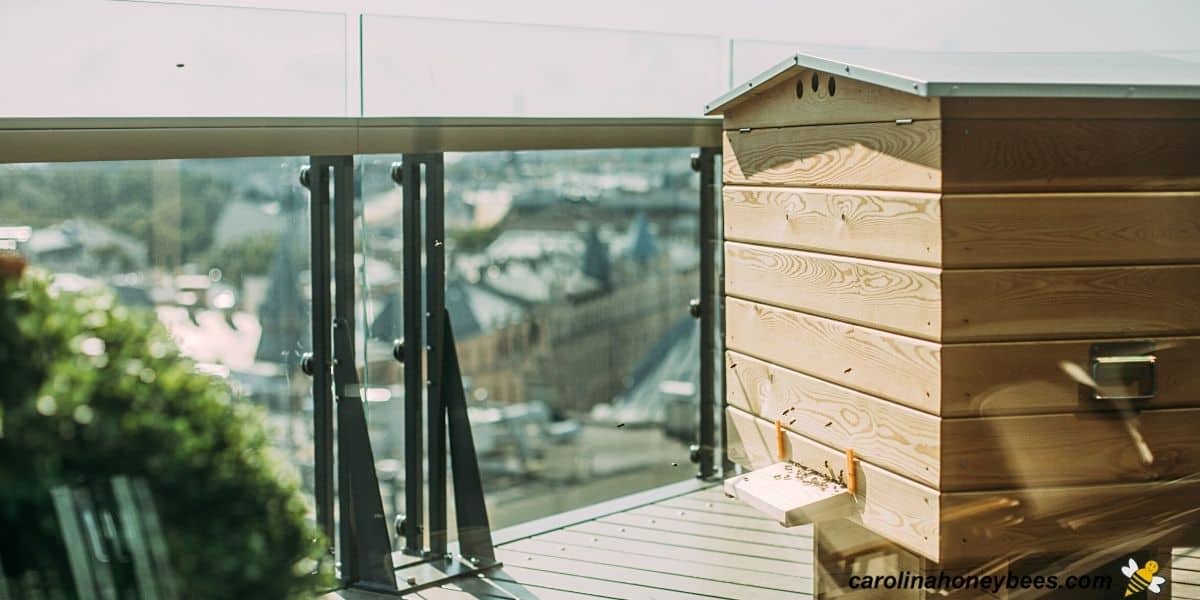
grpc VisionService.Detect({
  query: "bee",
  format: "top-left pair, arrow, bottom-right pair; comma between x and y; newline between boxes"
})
1122,558 -> 1165,597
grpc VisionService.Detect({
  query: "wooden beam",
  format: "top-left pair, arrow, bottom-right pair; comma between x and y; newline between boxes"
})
941,97 -> 1200,120
726,297 -> 942,414
941,408 -> 1200,490
941,119 -> 1200,192
727,242 -> 1200,341
724,185 -> 942,266
942,192 -> 1200,267
727,351 -> 941,487
723,123 -> 942,191
725,241 -> 942,340
942,264 -> 1200,341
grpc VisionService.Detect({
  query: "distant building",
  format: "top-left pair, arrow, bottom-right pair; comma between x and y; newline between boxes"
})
23,219 -> 148,275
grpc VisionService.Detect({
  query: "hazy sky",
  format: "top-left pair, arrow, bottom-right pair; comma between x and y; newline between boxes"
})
2,0 -> 1197,117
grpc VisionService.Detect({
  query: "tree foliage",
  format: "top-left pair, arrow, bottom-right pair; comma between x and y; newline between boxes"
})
0,270 -> 328,598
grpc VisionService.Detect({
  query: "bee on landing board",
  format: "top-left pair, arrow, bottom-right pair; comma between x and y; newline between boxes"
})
1122,558 -> 1166,597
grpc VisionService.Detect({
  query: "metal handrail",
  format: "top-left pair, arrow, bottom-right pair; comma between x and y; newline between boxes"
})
0,117 -> 722,163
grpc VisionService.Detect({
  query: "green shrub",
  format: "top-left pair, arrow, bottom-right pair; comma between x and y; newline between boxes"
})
0,269 -> 329,598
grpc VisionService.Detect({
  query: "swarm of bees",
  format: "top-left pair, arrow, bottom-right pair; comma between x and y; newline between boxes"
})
770,460 -> 847,492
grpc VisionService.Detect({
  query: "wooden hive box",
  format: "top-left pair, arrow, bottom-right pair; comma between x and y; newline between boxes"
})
706,50 -> 1200,566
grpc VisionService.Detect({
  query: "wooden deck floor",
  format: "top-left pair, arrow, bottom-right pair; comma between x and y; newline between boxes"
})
1174,547 -> 1200,600
420,483 -> 813,599
330,482 -> 1200,599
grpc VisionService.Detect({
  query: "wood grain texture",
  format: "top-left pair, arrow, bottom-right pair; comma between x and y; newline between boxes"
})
505,537 -> 810,593
727,351 -> 940,487
569,520 -> 813,564
599,510 -> 810,551
941,97 -> 1200,120
727,406 -> 941,561
940,336 -> 1200,417
726,298 -> 941,414
940,408 -> 1200,491
941,265 -> 1200,341
723,122 -> 941,191
536,529 -> 803,575
724,185 -> 942,266
940,477 -> 1200,562
941,119 -> 1200,192
723,69 -> 940,129
942,192 -> 1200,267
726,242 -> 943,340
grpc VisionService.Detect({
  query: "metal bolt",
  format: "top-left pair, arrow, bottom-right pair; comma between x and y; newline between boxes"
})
299,166 -> 311,188
390,162 -> 404,185
690,153 -> 701,172
393,338 -> 405,362
300,352 -> 315,376
689,444 -> 702,463
688,298 -> 702,319
395,515 -> 406,537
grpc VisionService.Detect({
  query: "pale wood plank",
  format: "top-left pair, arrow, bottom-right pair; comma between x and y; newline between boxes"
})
728,406 -> 941,561
942,192 -> 1200,267
657,495 -> 767,520
1175,557 -> 1200,572
941,97 -> 1200,119
533,530 -> 803,575
723,69 -> 940,129
942,264 -> 1200,341
511,536 -> 808,591
725,242 -> 942,342
941,407 -> 1200,490
632,504 -> 793,535
1174,581 -> 1200,600
724,186 -> 942,266
599,511 -> 811,550
489,562 -> 718,600
415,585 -> 512,600
723,123 -> 941,191
941,119 -> 1200,192
683,486 -> 744,506
495,549 -> 809,599
451,577 -> 620,600
940,476 -> 1200,562
726,298 -> 941,414
727,351 -> 940,487
569,520 -> 813,564
941,335 -> 1200,417
728,243 -> 1200,342
1171,559 -> 1200,578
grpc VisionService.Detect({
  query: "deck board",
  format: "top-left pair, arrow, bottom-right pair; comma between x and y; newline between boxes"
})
343,487 -> 1200,599
480,486 -> 814,599
570,520 -> 812,563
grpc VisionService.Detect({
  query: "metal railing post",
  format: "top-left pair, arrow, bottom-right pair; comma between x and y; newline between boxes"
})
422,155 -> 448,557
397,157 -> 425,556
302,159 -> 336,554
694,147 -> 727,480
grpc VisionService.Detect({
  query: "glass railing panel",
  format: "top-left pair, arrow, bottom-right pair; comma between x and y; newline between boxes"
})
360,16 -> 723,117
0,157 -> 318,519
355,148 -> 702,541
0,3 -> 347,117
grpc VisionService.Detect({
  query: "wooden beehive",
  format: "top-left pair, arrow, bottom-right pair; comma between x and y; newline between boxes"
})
706,51 -> 1200,565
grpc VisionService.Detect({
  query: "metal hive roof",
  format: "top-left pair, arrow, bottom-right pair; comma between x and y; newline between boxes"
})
706,49 -> 1200,114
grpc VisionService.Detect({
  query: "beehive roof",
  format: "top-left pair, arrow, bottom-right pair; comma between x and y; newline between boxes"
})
706,49 -> 1200,114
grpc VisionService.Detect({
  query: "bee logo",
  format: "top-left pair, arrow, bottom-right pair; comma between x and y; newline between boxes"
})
1122,558 -> 1166,597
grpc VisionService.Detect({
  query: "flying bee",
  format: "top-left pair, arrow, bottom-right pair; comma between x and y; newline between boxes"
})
1122,558 -> 1165,597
